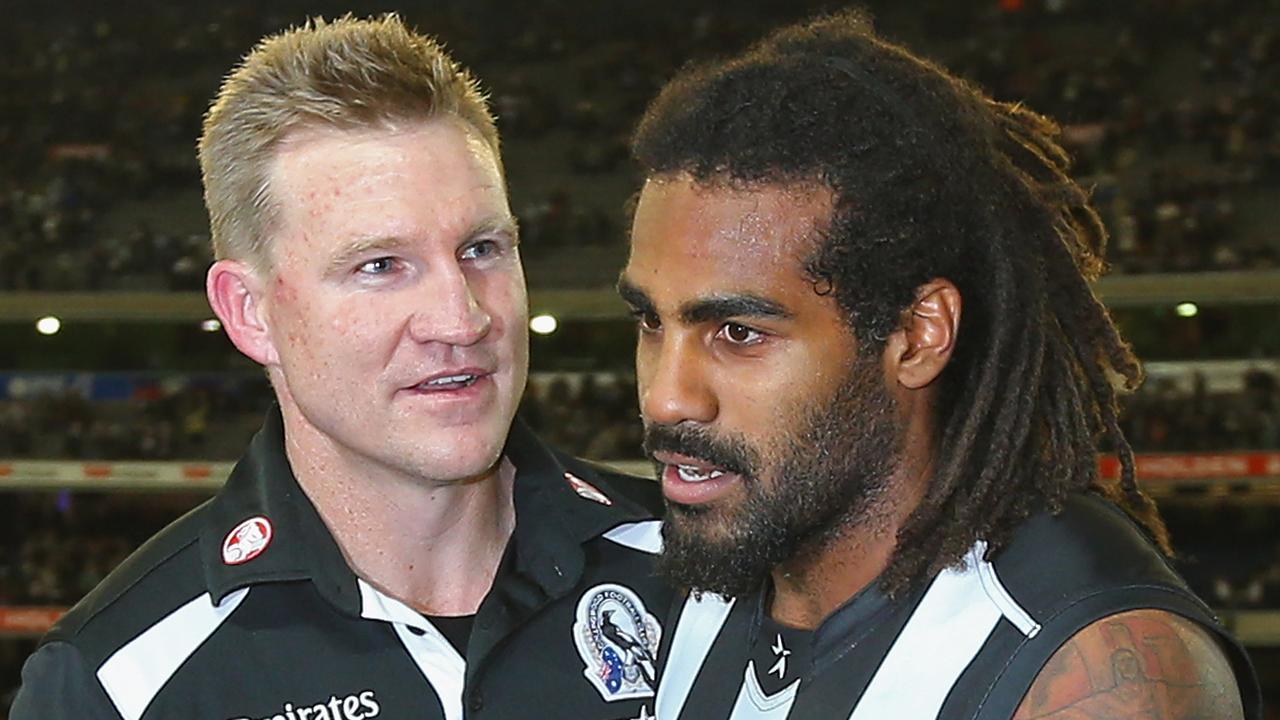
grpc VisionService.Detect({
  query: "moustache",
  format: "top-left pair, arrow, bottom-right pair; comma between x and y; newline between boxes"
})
642,423 -> 758,480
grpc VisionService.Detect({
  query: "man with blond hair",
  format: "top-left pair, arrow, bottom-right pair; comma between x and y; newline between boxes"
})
13,15 -> 670,720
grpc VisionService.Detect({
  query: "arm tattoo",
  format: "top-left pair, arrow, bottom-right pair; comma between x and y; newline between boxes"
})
1012,609 -> 1244,720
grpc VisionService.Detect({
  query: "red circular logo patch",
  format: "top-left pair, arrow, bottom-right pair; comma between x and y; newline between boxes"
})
222,516 -> 273,565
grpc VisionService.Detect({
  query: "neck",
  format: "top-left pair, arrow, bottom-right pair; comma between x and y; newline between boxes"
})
769,460 -> 933,631
281,409 -> 516,616
769,386 -> 941,630
767,508 -> 899,630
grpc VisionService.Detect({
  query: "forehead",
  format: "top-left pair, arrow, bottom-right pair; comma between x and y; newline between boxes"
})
265,119 -> 508,261
626,175 -> 834,298
270,119 -> 502,195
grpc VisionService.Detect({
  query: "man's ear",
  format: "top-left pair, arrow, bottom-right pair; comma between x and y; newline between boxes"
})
881,278 -> 961,390
206,259 -> 279,366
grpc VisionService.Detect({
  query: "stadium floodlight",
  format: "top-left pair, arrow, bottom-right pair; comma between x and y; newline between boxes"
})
529,314 -> 558,335
35,315 -> 61,335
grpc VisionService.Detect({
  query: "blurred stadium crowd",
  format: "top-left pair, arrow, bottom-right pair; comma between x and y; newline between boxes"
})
1,0 -> 1278,291
1,367 -> 1278,462
1122,366 -> 1280,451
2,0 -> 1279,711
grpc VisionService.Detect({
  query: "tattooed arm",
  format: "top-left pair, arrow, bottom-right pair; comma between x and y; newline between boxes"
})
1012,609 -> 1244,720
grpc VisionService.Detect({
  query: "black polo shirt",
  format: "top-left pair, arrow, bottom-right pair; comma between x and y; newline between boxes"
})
12,409 -> 671,720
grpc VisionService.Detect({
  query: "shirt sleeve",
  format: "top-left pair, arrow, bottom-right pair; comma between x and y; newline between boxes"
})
10,641 -> 121,720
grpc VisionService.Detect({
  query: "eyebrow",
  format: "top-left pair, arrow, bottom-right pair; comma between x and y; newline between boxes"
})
616,276 -> 793,324
679,293 -> 793,325
616,277 -> 656,315
324,217 -> 519,275
324,235 -> 413,275
470,216 -> 521,242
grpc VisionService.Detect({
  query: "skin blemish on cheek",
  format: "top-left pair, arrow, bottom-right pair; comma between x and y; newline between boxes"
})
272,274 -> 301,304
329,313 -> 360,337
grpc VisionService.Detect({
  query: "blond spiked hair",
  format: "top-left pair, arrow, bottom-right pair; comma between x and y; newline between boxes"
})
198,14 -> 500,270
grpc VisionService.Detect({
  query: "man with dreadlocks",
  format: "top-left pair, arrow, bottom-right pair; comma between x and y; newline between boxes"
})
616,10 -> 1261,720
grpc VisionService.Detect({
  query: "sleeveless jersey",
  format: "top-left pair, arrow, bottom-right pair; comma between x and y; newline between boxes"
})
654,493 -> 1262,719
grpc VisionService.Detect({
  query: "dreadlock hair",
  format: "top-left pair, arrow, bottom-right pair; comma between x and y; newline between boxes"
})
631,9 -> 1170,595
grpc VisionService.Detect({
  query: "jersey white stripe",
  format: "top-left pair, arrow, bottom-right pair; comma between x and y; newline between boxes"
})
358,579 -> 466,720
97,588 -> 249,720
392,624 -> 466,720
974,542 -> 1040,637
604,520 -> 664,554
655,593 -> 735,720
848,545 -> 1038,719
728,661 -> 800,719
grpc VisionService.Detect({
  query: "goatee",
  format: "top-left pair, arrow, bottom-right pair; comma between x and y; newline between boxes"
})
646,357 -> 900,598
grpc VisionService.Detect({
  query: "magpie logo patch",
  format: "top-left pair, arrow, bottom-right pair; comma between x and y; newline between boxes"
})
565,472 -> 612,505
222,516 -> 273,565
573,583 -> 661,702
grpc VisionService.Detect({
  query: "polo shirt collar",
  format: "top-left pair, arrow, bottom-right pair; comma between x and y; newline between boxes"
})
198,407 -> 654,613
503,416 -> 655,595
198,407 -> 360,613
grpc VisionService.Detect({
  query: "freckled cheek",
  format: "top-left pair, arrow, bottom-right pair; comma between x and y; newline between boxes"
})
269,294 -> 311,352
310,303 -> 397,360
272,274 -> 298,301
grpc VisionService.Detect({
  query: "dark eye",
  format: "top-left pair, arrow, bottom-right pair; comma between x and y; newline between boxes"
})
718,322 -> 762,345
358,257 -> 396,275
631,310 -> 661,333
460,239 -> 498,261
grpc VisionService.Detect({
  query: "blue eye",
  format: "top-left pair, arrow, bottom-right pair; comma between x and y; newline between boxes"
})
460,240 -> 498,261
358,257 -> 396,274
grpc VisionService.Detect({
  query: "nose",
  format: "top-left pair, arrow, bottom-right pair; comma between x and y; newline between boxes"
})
408,264 -> 492,346
639,333 -> 718,427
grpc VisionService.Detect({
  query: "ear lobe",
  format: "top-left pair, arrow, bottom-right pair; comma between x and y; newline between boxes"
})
886,278 -> 961,390
206,259 -> 279,366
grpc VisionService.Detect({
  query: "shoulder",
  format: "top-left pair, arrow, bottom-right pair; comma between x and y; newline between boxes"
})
43,501 -> 212,660
10,641 -> 120,719
992,493 -> 1198,617
956,494 -> 1261,720
999,493 -> 1178,579
1013,608 -> 1246,720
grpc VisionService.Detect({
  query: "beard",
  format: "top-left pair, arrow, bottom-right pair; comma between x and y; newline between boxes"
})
644,355 -> 901,599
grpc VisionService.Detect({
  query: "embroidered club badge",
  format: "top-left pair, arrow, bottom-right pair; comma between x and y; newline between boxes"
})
573,583 -> 661,701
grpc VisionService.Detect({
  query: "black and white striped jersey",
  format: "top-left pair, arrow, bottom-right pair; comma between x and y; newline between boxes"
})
12,409 -> 673,720
654,494 -> 1262,720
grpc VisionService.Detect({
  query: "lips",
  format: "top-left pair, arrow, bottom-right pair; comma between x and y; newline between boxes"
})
674,465 -> 727,483
653,451 -> 744,506
397,367 -> 499,405
407,367 -> 493,392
